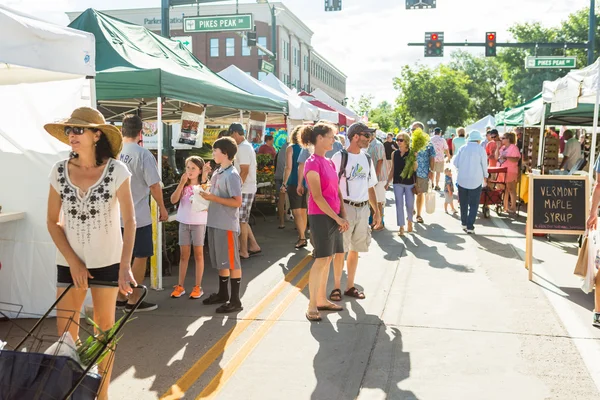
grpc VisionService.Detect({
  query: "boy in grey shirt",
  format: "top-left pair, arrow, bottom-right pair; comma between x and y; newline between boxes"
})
118,115 -> 168,312
201,137 -> 244,313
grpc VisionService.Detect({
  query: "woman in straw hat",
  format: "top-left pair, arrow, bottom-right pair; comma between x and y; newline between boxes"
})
45,107 -> 136,399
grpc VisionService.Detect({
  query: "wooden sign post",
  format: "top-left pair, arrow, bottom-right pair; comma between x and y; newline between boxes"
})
526,175 -> 589,280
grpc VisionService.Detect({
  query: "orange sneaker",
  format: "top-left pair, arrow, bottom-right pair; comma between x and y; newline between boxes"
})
171,285 -> 185,298
189,286 -> 204,299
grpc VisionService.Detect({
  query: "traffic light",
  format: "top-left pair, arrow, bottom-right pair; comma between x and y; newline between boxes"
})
324,0 -> 342,12
485,32 -> 496,57
425,32 -> 443,57
247,26 -> 257,47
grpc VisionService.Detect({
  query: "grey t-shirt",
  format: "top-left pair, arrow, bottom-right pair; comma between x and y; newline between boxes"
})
274,142 -> 288,180
298,148 -> 311,164
119,142 -> 161,228
207,165 -> 243,232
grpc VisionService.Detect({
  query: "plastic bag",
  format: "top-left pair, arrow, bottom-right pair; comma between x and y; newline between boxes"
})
191,185 -> 210,212
425,189 -> 436,214
582,230 -> 600,293
44,332 -> 82,366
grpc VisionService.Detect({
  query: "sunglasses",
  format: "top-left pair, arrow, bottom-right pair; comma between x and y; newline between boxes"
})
358,132 -> 372,139
396,139 -> 404,142
64,126 -> 87,136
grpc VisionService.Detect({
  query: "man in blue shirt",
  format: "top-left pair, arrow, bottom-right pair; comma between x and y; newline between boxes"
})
452,130 -> 489,234
412,121 -> 436,224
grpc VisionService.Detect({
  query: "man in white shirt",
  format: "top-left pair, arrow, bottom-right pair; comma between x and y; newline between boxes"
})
329,123 -> 381,302
367,135 -> 387,230
560,129 -> 583,171
228,123 -> 261,259
430,127 -> 450,190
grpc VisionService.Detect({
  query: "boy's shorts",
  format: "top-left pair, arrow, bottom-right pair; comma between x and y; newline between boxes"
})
207,227 -> 241,270
444,192 -> 453,204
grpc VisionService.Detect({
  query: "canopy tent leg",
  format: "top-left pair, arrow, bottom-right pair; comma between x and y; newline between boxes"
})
88,76 -> 96,108
151,97 -> 164,290
240,109 -> 244,123
589,64 -> 600,185
537,103 -> 547,169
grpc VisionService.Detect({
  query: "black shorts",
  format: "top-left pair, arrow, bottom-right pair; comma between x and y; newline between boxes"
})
308,214 -> 344,259
122,224 -> 154,258
57,263 -> 119,287
287,185 -> 308,210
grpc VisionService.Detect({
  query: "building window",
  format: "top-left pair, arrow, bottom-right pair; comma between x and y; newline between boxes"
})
258,36 -> 267,56
226,38 -> 235,57
293,47 -> 298,66
304,55 -> 308,72
210,38 -> 219,57
258,71 -> 267,81
242,37 -> 251,56
282,40 -> 289,60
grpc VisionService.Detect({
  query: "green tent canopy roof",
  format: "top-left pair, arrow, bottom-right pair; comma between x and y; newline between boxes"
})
68,9 -> 287,119
495,93 -> 542,126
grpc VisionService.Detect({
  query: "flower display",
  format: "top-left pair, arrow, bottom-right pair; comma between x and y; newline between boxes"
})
401,128 -> 430,179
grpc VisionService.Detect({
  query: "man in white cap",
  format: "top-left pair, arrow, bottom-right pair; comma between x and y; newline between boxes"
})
452,130 -> 488,234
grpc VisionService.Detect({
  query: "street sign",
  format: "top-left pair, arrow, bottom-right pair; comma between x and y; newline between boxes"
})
183,14 -> 253,33
525,56 -> 577,69
324,0 -> 342,12
406,0 -> 436,9
172,35 -> 192,51
259,59 -> 275,74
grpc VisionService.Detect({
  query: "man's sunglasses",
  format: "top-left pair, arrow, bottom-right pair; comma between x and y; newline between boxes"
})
358,132 -> 372,138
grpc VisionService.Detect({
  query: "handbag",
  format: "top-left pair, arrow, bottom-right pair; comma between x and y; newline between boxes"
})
573,234 -> 588,277
425,183 -> 436,214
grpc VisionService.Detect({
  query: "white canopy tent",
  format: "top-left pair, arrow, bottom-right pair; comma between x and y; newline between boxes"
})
311,88 -> 359,123
259,73 -> 329,123
465,115 -> 495,134
0,4 -> 96,316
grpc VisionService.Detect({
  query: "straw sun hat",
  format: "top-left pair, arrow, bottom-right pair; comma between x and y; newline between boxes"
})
44,107 -> 123,158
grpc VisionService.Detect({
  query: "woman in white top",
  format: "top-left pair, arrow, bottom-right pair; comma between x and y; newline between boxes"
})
45,107 -> 136,400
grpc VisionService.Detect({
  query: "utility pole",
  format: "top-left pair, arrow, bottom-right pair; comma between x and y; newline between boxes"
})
589,0 -> 596,65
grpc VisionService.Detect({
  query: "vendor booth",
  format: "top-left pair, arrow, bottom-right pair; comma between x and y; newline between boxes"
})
465,115 -> 496,133
311,88 -> 359,124
0,5 -> 96,315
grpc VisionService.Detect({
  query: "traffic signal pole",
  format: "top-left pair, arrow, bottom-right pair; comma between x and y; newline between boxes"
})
408,42 -> 589,49
589,0 -> 596,65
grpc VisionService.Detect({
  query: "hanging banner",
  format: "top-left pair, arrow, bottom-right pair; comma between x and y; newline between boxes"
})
266,127 -> 288,151
142,122 -> 193,150
204,128 -> 223,145
248,111 -> 267,145
179,104 -> 205,147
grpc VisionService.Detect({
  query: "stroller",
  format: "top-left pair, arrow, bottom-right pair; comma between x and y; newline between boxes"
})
480,166 -> 507,218
0,281 -> 146,400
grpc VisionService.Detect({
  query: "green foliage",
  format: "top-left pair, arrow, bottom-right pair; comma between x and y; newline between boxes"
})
349,94 -> 374,116
393,64 -> 472,130
369,101 -> 396,132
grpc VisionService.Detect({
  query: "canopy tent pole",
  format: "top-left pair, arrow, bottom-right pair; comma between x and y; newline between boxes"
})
88,76 -> 96,107
151,97 -> 164,290
537,103 -> 547,169
590,63 -> 600,184
240,109 -> 244,123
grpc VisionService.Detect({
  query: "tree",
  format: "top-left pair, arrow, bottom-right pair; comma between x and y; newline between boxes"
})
448,51 -> 505,120
349,94 -> 374,116
557,8 -> 600,68
369,101 -> 396,132
393,64 -> 472,130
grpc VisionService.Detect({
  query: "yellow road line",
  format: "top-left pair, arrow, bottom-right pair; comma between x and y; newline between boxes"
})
196,268 -> 311,399
160,254 -> 312,399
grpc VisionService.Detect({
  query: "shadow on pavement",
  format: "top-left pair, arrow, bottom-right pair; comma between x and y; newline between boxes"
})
402,234 -> 474,273
419,222 -> 466,251
309,300 -> 419,400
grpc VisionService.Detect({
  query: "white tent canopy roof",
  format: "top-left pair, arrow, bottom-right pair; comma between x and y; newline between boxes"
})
311,87 -> 359,122
542,58 -> 600,113
465,115 -> 495,133
259,73 -> 326,122
0,4 -> 96,84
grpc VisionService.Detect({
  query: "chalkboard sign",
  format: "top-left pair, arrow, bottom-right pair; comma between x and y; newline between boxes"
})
531,176 -> 587,233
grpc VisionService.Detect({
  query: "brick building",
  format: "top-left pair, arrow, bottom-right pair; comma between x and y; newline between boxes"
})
67,2 -> 347,104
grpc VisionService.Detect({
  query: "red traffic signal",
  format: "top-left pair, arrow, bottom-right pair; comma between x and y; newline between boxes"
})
485,31 -> 497,57
487,33 -> 495,41
431,33 -> 438,41
424,32 -> 443,57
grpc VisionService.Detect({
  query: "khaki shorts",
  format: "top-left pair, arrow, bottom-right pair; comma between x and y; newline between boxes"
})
342,203 -> 372,253
374,181 -> 386,203
415,177 -> 429,194
433,160 -> 445,173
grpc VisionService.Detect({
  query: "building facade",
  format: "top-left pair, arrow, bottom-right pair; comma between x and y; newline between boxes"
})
66,2 -> 347,104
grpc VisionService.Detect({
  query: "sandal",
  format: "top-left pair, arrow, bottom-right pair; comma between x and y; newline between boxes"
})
344,287 -> 366,299
398,227 -> 405,236
305,310 -> 322,322
416,216 -> 424,224
317,303 -> 344,312
295,239 -> 308,249
278,225 -> 285,229
249,250 -> 262,256
329,288 -> 342,302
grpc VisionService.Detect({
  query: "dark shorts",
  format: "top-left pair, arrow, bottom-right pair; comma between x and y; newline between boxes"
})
207,227 -> 241,270
123,225 -> 154,258
287,185 -> 308,210
308,214 -> 344,259
57,263 -> 119,287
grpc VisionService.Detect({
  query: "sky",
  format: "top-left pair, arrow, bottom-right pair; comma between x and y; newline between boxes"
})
1,0 -> 593,106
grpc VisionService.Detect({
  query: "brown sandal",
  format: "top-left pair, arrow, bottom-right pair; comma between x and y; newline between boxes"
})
329,289 -> 342,302
344,287 -> 366,299
305,310 -> 322,322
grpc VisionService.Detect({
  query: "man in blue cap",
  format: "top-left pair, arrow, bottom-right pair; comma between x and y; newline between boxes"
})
452,130 -> 489,234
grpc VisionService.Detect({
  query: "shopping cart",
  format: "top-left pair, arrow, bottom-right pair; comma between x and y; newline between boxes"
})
480,166 -> 507,218
0,281 -> 146,400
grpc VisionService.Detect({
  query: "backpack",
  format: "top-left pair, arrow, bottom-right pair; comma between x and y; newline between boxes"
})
337,149 -> 372,198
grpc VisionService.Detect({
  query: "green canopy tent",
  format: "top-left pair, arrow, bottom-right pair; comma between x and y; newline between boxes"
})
495,93 -> 542,127
68,9 -> 288,122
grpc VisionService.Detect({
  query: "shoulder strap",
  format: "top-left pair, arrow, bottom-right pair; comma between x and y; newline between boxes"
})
364,152 -> 372,180
338,149 -> 348,182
